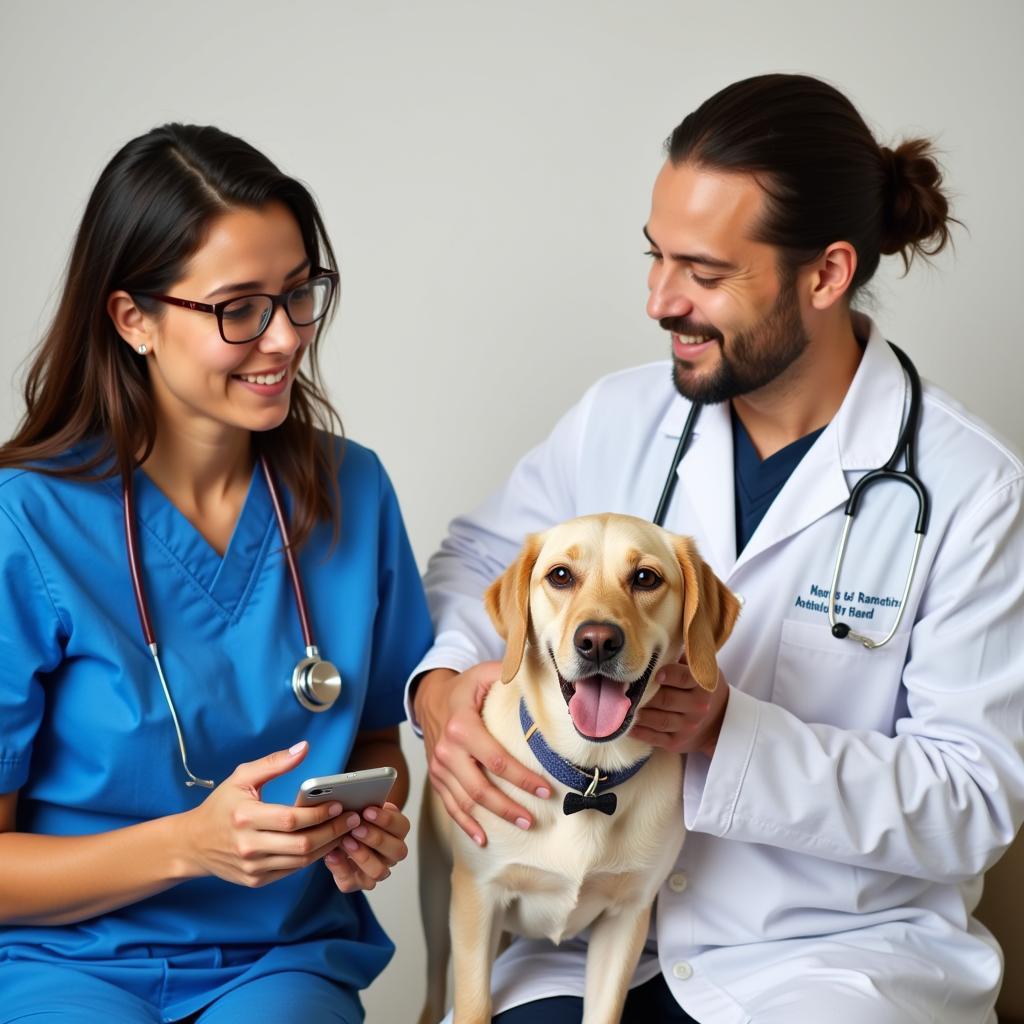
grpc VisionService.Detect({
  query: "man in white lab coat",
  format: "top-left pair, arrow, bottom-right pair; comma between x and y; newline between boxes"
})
408,73 -> 1024,1023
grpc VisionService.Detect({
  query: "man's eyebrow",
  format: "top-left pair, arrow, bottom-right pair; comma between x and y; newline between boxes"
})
204,258 -> 312,300
641,227 -> 737,271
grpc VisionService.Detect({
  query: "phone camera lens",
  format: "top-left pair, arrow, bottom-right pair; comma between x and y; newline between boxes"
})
309,788 -> 325,796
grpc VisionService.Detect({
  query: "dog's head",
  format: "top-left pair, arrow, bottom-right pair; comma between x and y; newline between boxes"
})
484,513 -> 739,743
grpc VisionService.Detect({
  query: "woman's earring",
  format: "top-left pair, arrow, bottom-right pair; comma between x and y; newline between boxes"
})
137,344 -> 148,355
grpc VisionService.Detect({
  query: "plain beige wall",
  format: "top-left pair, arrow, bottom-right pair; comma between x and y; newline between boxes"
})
2,1 -> 1022,1020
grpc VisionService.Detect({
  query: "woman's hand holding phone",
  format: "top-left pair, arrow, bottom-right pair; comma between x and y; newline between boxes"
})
179,741 -> 361,889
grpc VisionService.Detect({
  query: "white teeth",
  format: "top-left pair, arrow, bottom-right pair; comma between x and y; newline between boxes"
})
238,367 -> 287,385
678,334 -> 713,346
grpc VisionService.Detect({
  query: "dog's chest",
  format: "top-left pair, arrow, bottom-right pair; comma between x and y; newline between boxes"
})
479,778 -> 684,946
494,860 -> 648,945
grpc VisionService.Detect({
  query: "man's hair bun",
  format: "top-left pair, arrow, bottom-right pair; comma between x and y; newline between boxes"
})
879,139 -> 957,270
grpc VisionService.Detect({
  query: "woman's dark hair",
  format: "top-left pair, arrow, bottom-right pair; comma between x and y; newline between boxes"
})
666,73 -> 958,292
0,123 -> 343,548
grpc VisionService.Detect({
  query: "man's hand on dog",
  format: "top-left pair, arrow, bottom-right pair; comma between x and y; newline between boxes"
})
631,655 -> 730,757
416,663 -> 552,846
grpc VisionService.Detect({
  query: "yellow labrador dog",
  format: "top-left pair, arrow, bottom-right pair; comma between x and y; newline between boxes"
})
419,513 -> 739,1024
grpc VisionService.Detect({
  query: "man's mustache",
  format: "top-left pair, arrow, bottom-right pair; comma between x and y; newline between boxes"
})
659,317 -> 723,342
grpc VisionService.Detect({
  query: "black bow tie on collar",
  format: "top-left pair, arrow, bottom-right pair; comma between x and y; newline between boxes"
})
519,699 -> 649,817
563,790 -> 617,815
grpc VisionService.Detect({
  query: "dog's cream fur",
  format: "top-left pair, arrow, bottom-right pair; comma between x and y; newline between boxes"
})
419,513 -> 739,1024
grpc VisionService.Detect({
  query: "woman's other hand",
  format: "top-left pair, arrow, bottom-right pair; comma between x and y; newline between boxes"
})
323,801 -> 411,892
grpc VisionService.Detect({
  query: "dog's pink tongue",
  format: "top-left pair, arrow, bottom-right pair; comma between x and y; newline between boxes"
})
568,677 -> 631,738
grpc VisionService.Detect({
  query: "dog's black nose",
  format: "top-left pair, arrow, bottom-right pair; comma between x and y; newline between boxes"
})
573,621 -> 624,665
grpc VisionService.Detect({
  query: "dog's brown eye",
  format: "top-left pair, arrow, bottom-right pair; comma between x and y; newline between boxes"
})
546,566 -> 574,588
632,568 -> 662,591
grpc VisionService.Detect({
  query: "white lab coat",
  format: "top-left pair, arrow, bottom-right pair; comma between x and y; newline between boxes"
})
409,315 -> 1024,1023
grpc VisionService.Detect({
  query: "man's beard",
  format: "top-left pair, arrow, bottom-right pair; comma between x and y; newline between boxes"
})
664,274 -> 810,405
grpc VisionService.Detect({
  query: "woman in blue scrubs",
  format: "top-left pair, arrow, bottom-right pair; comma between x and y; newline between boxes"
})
0,124 -> 433,1022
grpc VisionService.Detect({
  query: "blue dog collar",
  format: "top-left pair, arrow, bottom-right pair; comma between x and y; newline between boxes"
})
519,698 -> 649,815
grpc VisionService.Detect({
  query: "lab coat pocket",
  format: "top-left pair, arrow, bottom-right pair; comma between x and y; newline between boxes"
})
772,618 -> 908,733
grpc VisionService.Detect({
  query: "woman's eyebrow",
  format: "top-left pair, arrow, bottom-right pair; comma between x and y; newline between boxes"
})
204,258 -> 312,300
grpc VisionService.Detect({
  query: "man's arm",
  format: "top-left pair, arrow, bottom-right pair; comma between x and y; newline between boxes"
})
404,386 -> 594,726
407,386 -> 598,842
683,477 -> 1024,881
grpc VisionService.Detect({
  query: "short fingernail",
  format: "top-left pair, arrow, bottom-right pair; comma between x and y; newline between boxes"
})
515,817 -> 530,830
289,740 -> 307,755
363,807 -> 378,821
655,670 -> 665,684
342,837 -> 359,853
353,826 -> 368,839
325,850 -> 339,865
328,803 -> 342,817
536,786 -> 551,799
346,814 -> 360,828
473,834 -> 485,847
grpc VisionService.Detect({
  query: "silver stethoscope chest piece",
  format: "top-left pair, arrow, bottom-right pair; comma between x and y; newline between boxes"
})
123,453 -> 342,789
293,647 -> 342,712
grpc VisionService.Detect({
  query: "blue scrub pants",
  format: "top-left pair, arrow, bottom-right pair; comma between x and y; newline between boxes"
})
492,973 -> 699,1023
0,965 -> 361,1023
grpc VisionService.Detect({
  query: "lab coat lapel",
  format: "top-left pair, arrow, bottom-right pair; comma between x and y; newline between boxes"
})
732,319 -> 908,574
673,398 -> 738,574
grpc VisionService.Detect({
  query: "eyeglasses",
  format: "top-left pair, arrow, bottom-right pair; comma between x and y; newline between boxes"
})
141,270 -> 339,344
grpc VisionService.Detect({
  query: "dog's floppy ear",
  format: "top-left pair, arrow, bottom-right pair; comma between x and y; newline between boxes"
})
484,533 -> 543,684
673,536 -> 740,691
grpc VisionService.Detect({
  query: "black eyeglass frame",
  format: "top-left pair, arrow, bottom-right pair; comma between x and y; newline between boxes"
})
139,269 -> 339,344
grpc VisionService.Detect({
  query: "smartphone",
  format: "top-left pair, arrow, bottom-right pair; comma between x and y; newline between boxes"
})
295,766 -> 397,810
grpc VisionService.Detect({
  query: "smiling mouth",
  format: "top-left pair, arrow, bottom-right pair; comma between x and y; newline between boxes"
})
233,366 -> 289,385
551,649 -> 659,743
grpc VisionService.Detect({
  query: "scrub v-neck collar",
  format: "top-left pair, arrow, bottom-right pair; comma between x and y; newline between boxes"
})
115,462 -> 278,618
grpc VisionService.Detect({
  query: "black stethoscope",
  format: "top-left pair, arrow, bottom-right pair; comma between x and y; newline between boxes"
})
653,342 -> 930,650
123,454 -> 341,789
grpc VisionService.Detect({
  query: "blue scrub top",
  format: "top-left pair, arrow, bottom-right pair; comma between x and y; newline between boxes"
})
0,438 -> 433,1019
